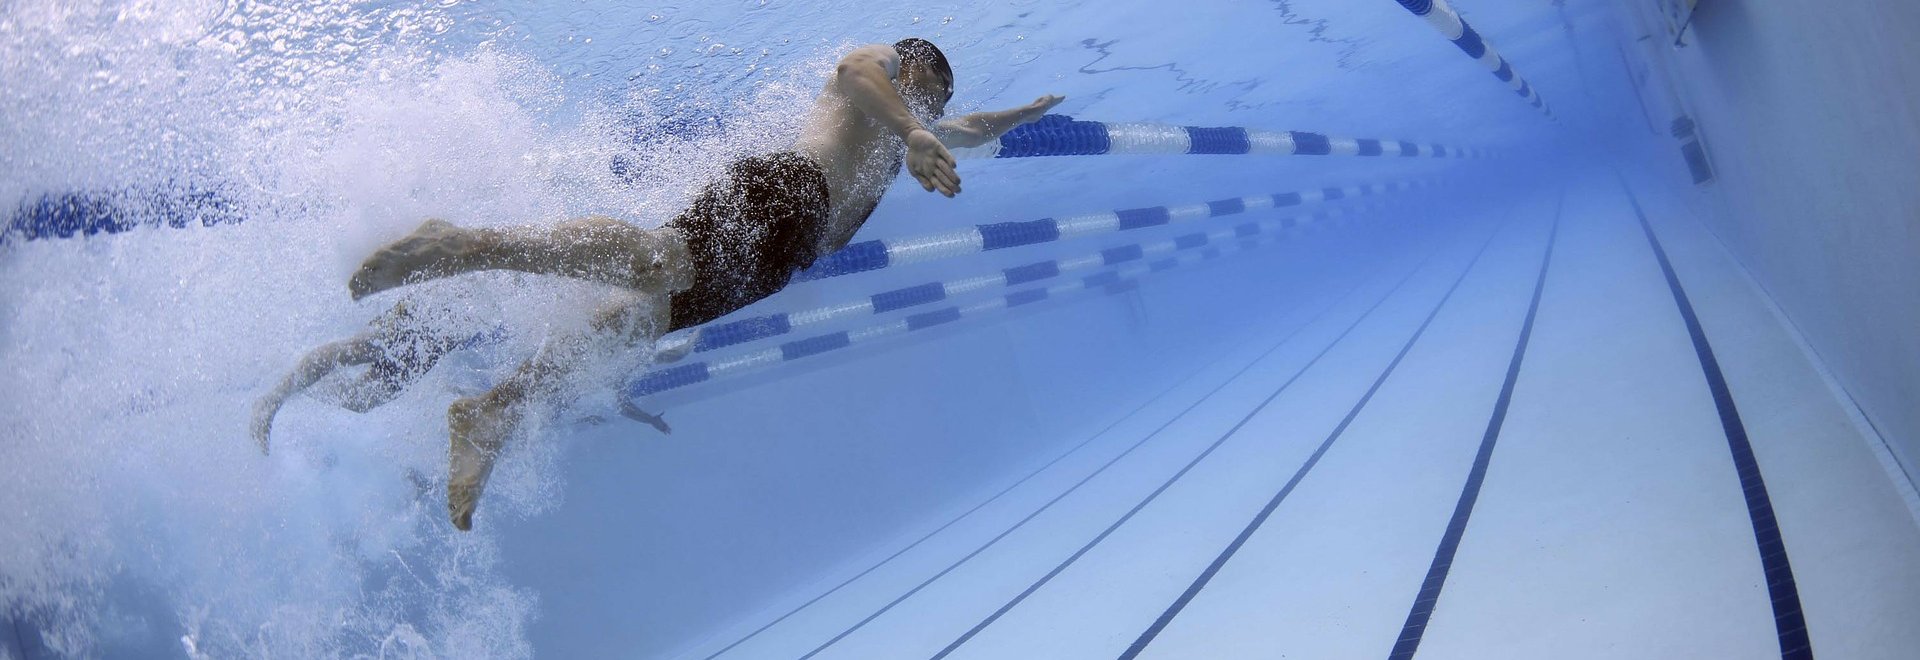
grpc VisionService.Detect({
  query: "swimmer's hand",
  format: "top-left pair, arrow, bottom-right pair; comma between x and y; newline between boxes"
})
620,400 -> 673,435
930,94 -> 1068,149
1012,94 -> 1066,126
907,127 -> 960,197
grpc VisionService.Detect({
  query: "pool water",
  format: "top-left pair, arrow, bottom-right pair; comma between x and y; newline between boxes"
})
4,1 -> 1918,658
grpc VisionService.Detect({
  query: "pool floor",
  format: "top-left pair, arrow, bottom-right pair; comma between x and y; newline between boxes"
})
672,170 -> 1920,660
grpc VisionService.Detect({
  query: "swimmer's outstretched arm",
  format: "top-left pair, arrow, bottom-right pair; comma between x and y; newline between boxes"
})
251,336 -> 378,454
836,45 -> 961,196
933,94 -> 1067,149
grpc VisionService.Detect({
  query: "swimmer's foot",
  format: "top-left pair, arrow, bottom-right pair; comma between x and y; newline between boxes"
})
447,393 -> 516,531
349,219 -> 476,300
654,333 -> 696,364
250,396 -> 282,455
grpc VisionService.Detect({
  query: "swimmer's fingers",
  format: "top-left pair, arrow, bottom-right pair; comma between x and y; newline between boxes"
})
932,161 -> 961,196
916,159 -> 958,197
1018,94 -> 1067,124
910,157 -> 959,197
906,128 -> 960,196
930,143 -> 960,195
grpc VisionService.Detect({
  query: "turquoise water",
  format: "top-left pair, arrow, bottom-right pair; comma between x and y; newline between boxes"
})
0,1 -> 1777,658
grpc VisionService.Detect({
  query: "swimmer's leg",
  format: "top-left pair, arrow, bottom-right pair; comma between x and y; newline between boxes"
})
445,290 -> 669,531
337,328 -> 467,413
252,335 -> 378,455
349,217 -> 693,300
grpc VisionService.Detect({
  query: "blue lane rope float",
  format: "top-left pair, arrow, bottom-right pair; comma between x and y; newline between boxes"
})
950,114 -> 1495,160
623,203 -> 1399,402
691,199 -> 1401,355
1391,0 -> 1551,116
2,118 -> 1483,245
2,187 -> 246,245
795,178 -> 1440,283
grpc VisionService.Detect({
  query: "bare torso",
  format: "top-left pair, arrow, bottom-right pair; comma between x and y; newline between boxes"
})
792,75 -> 912,255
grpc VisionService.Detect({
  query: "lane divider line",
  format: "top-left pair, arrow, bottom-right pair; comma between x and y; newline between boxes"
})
1622,182 -> 1813,660
925,223 -> 1485,660
695,197 -> 1402,354
1387,192 -> 1563,659
1117,210 -> 1516,659
949,115 -> 1495,160
706,242 -> 1397,660
1389,0 -> 1551,116
624,202 -> 1412,402
792,178 -> 1438,283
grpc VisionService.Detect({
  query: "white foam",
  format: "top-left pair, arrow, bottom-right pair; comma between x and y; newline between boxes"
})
0,3 -> 826,654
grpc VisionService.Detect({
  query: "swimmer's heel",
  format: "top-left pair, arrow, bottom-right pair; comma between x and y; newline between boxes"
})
446,394 -> 512,531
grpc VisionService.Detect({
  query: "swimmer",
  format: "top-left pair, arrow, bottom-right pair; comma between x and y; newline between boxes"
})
342,38 -> 1064,530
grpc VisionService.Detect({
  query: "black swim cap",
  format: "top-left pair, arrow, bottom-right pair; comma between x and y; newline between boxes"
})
893,38 -> 953,101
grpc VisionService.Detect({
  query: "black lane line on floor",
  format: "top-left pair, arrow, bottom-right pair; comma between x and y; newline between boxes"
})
701,241 -> 1387,660
928,221 -> 1500,660
1385,194 -> 1562,659
701,323 -> 1252,660
709,217 -> 1416,660
1622,184 -> 1813,660
1118,213 -> 1515,660
791,239 -> 1430,660
709,387 -> 1203,659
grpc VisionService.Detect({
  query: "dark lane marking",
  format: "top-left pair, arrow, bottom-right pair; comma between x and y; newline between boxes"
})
1119,212 -> 1516,659
931,218 -> 1504,660
1386,193 -> 1562,659
1621,184 -> 1813,659
790,237 -> 1429,660
706,253 -> 1382,660
699,353 -> 1225,659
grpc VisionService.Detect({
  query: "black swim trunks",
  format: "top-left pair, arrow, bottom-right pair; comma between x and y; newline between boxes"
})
364,302 -> 467,388
664,151 -> 832,332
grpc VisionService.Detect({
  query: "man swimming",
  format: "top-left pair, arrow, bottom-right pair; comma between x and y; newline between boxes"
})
340,38 -> 1065,530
